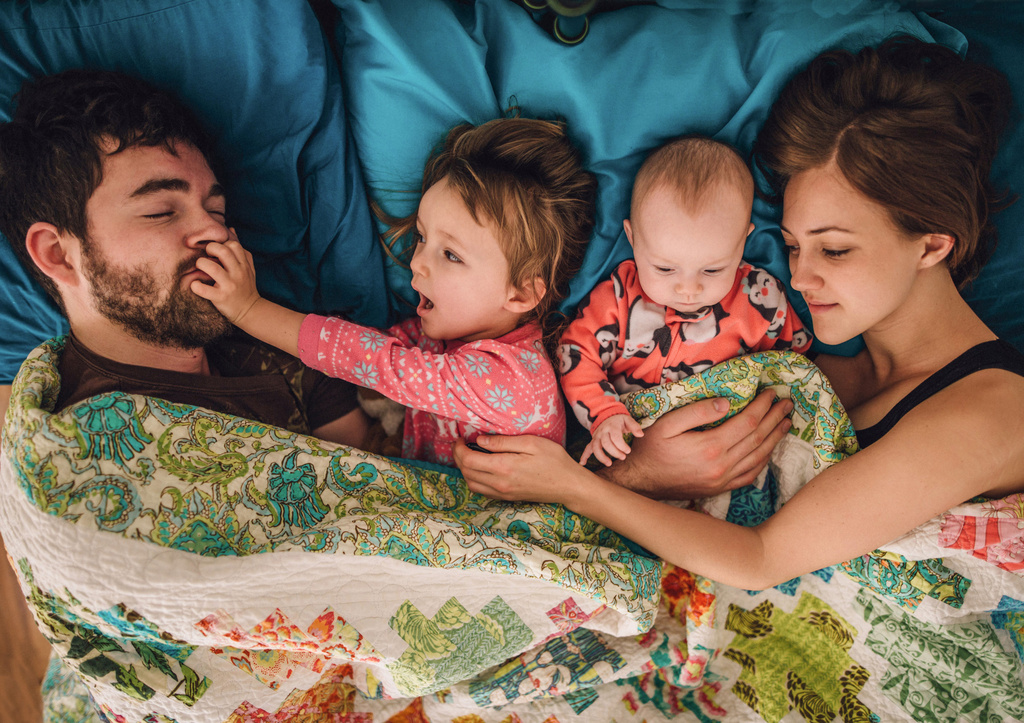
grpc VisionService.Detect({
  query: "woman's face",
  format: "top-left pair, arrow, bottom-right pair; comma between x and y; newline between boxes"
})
781,162 -> 929,345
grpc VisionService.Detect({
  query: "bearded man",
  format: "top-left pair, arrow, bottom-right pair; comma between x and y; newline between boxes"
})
0,69 -> 369,445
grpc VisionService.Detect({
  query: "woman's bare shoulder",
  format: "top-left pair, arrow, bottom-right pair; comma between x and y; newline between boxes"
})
897,367 -> 1024,498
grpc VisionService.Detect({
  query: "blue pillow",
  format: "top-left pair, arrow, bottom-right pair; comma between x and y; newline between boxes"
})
0,0 -> 387,383
924,4 -> 1024,354
332,0 -> 996,356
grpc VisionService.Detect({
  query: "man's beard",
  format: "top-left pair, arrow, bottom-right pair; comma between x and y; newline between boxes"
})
82,246 -> 232,349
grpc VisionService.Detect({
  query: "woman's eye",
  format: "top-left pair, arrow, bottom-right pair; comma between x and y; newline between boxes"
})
784,244 -> 799,256
444,250 -> 462,263
823,248 -> 849,259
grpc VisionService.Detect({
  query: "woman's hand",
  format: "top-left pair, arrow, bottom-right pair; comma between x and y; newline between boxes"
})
191,236 -> 262,326
454,435 -> 587,504
602,391 -> 793,499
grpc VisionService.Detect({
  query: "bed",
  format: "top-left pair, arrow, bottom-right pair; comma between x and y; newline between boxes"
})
1,1 -> 1022,721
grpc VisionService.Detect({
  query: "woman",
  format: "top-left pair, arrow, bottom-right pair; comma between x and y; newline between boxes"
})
454,36 -> 1024,592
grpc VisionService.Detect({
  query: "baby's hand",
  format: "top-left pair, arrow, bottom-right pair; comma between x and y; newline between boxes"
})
190,235 -> 262,326
580,413 -> 644,467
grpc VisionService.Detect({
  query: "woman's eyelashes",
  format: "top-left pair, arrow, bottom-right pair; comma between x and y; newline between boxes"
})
784,244 -> 849,259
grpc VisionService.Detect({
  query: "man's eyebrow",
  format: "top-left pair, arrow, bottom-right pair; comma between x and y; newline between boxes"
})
129,178 -> 226,199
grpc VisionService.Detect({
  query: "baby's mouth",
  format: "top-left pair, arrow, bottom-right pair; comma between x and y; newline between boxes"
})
418,293 -> 434,313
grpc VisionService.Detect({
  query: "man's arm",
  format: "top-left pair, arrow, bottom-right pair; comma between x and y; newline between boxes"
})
0,384 -> 10,429
312,405 -> 371,449
595,390 -> 793,500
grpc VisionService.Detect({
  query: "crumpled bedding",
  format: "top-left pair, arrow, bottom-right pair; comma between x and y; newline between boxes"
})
4,343 -> 1023,722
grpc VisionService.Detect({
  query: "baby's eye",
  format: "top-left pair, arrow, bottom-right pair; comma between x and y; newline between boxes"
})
703,268 -> 723,276
654,266 -> 674,274
444,250 -> 462,263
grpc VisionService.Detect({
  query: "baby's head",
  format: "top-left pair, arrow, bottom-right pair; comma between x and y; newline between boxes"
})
625,135 -> 754,314
387,117 -> 596,343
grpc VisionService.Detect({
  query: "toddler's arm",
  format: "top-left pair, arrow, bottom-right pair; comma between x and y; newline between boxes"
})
581,413 -> 644,467
191,239 -> 306,357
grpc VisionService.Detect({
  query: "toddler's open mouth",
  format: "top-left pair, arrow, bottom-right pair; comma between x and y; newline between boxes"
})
417,293 -> 434,314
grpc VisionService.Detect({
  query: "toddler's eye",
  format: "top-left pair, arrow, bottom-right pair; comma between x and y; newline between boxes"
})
444,250 -> 462,263
413,232 -> 424,244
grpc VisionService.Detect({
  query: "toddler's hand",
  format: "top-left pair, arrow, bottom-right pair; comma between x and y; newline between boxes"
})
580,413 -> 644,467
190,235 -> 262,326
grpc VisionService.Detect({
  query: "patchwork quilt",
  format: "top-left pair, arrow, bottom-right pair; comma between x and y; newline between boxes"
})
3,342 -> 1023,722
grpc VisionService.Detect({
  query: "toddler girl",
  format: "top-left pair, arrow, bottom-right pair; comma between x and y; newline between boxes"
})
194,118 -> 596,465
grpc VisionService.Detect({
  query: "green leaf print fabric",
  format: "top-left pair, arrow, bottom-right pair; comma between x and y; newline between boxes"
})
4,341 -> 1023,722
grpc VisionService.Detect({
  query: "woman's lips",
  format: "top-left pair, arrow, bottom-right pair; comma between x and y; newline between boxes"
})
805,300 -> 837,313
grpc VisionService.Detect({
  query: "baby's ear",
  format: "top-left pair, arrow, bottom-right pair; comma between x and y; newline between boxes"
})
505,276 -> 547,314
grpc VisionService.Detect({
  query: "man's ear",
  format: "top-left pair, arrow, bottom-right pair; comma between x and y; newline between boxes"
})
25,222 -> 82,287
505,276 -> 547,314
918,232 -> 955,270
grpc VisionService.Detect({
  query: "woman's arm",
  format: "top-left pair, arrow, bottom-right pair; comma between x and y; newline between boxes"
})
457,369 -> 1024,589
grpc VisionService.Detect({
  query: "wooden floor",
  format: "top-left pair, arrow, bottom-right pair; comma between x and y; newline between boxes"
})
0,531 -> 51,723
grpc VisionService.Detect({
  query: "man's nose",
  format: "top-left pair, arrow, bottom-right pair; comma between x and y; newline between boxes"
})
186,209 -> 229,248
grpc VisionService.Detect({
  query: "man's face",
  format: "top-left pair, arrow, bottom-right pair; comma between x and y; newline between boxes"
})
80,141 -> 233,349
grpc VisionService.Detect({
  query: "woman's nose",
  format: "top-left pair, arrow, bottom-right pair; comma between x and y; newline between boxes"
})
789,255 -> 818,291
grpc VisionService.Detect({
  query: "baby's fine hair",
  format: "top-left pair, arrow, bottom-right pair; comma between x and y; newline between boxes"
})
384,117 -> 597,337
631,135 -> 754,219
753,35 -> 1012,288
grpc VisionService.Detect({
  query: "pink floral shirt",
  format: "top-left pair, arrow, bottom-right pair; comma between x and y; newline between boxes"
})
298,315 -> 565,465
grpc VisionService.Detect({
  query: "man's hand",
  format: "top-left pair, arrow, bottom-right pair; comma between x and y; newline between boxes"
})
581,413 -> 644,467
600,390 -> 793,500
191,236 -> 262,326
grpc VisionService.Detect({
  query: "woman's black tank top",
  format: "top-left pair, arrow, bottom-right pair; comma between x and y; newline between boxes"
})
856,339 -> 1024,448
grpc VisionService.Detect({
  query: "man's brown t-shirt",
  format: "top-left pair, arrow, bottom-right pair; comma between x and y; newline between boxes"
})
55,332 -> 359,435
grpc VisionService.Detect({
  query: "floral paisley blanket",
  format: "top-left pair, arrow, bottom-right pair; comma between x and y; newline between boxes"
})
3,340 -> 1023,722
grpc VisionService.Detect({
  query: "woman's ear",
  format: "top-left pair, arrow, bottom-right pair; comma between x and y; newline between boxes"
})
918,232 -> 955,270
25,222 -> 82,287
505,276 -> 547,314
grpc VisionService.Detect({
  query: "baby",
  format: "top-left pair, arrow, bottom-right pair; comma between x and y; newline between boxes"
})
558,135 -> 812,466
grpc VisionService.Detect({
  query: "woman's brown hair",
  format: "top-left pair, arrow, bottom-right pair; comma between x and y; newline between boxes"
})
753,35 -> 1012,288
380,117 -> 597,352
